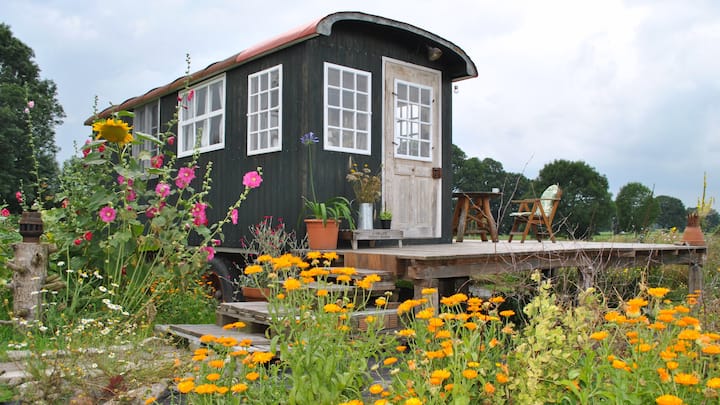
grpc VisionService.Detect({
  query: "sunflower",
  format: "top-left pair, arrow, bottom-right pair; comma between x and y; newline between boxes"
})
92,118 -> 133,145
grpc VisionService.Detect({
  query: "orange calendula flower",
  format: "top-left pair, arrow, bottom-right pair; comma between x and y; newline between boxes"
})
499,310 -> 515,317
206,373 -> 221,381
489,296 -> 505,304
655,394 -> 684,405
673,373 -> 699,385
251,351 -> 274,364
177,380 -> 195,394
324,303 -> 343,313
404,398 -> 422,405
647,287 -> 671,298
484,382 -> 496,394
677,329 -> 701,340
231,383 -> 248,393
396,329 -> 416,337
369,384 -> 384,394
702,344 -> 720,355
208,359 -> 225,369
590,331 -> 609,341
707,377 -> 720,389
496,373 -> 509,383
322,252 -> 339,261
462,369 -> 478,379
245,371 -> 260,381
244,265 -> 263,275
193,383 -> 218,394
383,357 -> 398,366
421,288 -> 438,295
375,297 -> 387,307
431,369 -> 451,381
283,277 -> 301,291
657,368 -> 670,382
199,334 -> 217,343
316,289 -> 329,297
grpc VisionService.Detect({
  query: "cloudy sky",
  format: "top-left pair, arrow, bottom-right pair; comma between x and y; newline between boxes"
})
4,0 -> 718,207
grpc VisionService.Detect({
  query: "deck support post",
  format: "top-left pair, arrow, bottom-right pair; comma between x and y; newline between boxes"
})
413,278 -> 439,309
688,262 -> 703,299
578,265 -> 596,291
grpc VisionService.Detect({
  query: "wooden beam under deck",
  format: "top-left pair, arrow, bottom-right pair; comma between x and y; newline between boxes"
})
340,240 -> 707,296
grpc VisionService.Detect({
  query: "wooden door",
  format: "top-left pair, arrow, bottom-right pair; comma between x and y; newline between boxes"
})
382,58 -> 442,238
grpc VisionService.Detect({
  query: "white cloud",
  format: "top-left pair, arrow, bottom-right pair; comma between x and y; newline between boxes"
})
3,0 -> 718,207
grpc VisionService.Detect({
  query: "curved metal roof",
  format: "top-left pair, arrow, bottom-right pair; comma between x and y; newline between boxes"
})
88,11 -> 477,123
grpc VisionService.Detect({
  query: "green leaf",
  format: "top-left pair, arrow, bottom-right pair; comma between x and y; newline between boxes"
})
134,131 -> 163,145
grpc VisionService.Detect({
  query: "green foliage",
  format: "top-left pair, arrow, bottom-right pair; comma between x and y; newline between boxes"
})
0,23 -> 64,211
615,182 -> 659,233
304,196 -> 355,229
536,159 -> 614,238
655,195 -> 687,230
379,210 -> 392,220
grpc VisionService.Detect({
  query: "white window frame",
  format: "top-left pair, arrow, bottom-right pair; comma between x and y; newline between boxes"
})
323,62 -> 371,155
132,100 -> 160,169
247,65 -> 282,155
393,79 -> 433,162
178,74 -> 226,157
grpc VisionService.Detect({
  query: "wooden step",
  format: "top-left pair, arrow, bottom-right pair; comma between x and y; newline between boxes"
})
155,323 -> 271,352
216,302 -> 400,332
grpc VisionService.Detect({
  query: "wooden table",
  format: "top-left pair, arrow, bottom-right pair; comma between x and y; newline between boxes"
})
452,192 -> 501,242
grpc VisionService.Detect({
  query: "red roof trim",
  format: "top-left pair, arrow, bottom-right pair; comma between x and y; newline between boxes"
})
87,12 -> 476,124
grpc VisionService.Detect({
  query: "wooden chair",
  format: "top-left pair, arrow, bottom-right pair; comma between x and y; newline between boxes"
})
508,185 -> 562,243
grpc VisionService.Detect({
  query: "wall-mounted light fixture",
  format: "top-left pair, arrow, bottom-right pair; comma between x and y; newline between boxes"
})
426,45 -> 442,62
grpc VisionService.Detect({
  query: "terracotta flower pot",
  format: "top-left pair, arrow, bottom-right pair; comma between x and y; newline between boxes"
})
305,218 -> 340,250
681,212 -> 706,246
241,286 -> 272,302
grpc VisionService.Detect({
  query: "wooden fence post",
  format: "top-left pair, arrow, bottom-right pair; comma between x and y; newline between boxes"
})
6,242 -> 56,323
688,262 -> 703,299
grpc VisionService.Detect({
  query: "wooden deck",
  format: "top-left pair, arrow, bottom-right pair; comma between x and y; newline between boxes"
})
340,240 -> 707,299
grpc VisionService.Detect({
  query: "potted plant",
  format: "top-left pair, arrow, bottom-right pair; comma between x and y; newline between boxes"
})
239,217 -> 305,300
346,162 -> 381,230
379,210 -> 392,229
301,132 -> 355,249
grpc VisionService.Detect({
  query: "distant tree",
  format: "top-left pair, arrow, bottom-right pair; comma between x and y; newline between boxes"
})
615,182 -> 659,233
535,160 -> 614,239
654,195 -> 686,230
0,23 -> 64,211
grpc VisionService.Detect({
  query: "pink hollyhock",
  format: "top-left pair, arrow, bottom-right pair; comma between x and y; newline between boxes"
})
1,208 -> 10,217
61,199 -> 69,208
155,183 -> 171,199
151,154 -> 164,169
211,239 -> 221,246
83,231 -> 93,241
15,192 -> 22,203
191,202 -> 208,226
82,140 -> 92,157
118,175 -> 125,185
98,144 -> 105,153
74,238 -> 82,246
126,189 -> 137,202
99,206 -> 117,223
187,89 -> 195,101
242,171 -> 263,188
175,167 -> 196,189
231,208 -> 238,225
27,101 -> 35,109
167,136 -> 175,146
145,202 -> 166,219
201,246 -> 215,261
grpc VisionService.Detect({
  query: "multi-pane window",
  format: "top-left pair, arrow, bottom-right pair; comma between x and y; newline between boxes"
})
178,75 -> 225,157
132,101 -> 160,169
324,63 -> 371,154
394,80 -> 433,160
247,65 -> 282,155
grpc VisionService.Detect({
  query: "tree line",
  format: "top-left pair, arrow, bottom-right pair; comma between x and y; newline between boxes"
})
452,144 -> 719,239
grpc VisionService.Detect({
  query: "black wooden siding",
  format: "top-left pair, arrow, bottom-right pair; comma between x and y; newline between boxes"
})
161,21 -> 459,249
